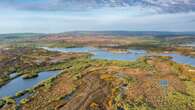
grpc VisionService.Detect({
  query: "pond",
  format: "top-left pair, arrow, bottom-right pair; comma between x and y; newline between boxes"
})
42,47 -> 146,61
0,71 -> 61,98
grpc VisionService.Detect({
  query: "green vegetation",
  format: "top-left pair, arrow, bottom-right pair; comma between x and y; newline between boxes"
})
0,100 -> 5,108
0,77 -> 9,87
160,92 -> 195,110
3,96 -> 15,104
15,91 -> 26,97
20,98 -> 29,105
123,98 -> 154,110
41,77 -> 56,91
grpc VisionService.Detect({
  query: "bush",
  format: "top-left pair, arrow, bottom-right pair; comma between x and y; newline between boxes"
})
161,92 -> 195,110
15,90 -> 26,97
22,72 -> 38,79
20,98 -> 29,104
0,100 -> 5,108
3,96 -> 15,104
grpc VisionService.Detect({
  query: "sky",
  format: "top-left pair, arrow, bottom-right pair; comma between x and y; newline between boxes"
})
0,0 -> 195,33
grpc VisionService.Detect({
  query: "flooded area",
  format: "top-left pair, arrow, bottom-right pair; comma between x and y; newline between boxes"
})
0,71 -> 60,98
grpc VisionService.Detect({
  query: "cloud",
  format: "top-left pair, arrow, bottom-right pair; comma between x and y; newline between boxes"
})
0,4 -> 194,33
0,0 -> 88,11
1,0 -> 195,13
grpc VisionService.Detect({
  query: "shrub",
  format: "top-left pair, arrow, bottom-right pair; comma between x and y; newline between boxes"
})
22,72 -> 38,79
20,98 -> 29,104
3,96 -> 15,104
0,100 -> 5,108
16,91 -> 25,97
161,91 -> 195,110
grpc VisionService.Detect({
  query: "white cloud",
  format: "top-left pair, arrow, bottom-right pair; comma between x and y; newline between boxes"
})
0,7 -> 195,33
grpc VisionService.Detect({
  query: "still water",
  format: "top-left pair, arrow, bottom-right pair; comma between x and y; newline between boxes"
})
43,47 -> 195,67
42,47 -> 146,61
161,53 -> 195,66
0,71 -> 60,98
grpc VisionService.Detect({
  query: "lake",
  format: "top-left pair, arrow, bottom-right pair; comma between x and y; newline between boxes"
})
0,71 -> 60,98
42,47 -> 146,61
43,47 -> 195,67
161,53 -> 195,66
